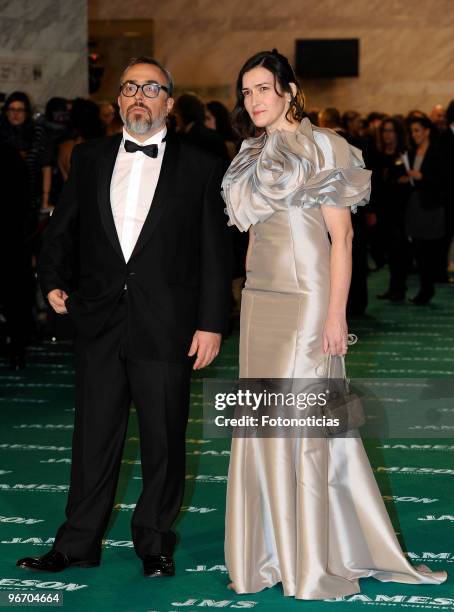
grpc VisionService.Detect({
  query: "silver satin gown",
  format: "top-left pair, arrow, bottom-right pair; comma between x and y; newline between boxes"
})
221,118 -> 447,600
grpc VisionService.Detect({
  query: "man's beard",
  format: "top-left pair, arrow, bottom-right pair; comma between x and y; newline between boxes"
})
120,104 -> 165,135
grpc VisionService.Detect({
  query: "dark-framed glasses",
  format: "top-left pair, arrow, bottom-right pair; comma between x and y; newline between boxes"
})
119,81 -> 169,99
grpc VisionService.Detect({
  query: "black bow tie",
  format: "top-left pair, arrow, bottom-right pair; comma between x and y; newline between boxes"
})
124,140 -> 159,158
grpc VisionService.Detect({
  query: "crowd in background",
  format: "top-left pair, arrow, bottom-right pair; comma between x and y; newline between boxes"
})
1,86 -> 453,369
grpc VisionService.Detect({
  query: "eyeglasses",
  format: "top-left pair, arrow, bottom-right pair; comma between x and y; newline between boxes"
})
119,81 -> 169,99
7,107 -> 26,113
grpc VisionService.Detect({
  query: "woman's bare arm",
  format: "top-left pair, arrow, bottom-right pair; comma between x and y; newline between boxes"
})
320,206 -> 354,355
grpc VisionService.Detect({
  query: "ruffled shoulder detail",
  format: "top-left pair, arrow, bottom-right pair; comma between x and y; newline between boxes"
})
221,117 -> 371,232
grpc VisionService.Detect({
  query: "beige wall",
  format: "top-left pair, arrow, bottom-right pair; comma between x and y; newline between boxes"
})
88,0 -> 454,115
0,0 -> 88,108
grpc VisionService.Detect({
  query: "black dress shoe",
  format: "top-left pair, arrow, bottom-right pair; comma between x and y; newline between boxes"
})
16,549 -> 100,572
9,352 -> 26,370
143,554 -> 175,577
389,293 -> 406,302
376,291 -> 392,300
409,291 -> 434,305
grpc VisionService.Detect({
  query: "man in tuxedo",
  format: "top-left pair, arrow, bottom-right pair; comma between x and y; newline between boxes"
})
17,57 -> 232,576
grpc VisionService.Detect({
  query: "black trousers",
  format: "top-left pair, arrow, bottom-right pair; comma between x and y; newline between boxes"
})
385,218 -> 412,297
54,293 -> 192,560
347,211 -> 368,316
412,238 -> 439,297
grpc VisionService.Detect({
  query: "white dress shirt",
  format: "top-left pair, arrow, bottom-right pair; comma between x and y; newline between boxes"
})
111,126 -> 167,262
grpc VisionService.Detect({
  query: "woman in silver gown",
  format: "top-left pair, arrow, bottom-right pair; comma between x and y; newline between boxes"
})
221,50 -> 447,600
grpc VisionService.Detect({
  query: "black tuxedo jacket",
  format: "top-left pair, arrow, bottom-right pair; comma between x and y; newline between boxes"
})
38,132 -> 232,362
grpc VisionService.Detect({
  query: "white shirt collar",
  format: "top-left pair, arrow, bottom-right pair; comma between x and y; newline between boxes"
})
122,125 -> 167,147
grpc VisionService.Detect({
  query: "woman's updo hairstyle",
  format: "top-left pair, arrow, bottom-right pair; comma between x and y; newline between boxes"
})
232,49 -> 306,138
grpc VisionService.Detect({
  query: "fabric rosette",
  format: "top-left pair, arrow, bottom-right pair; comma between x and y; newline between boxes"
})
221,118 -> 371,231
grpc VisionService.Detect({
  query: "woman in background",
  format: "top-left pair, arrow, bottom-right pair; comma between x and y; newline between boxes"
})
0,91 -> 47,212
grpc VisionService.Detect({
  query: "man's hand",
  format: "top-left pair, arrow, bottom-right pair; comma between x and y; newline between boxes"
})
188,330 -> 221,370
366,212 -> 377,227
47,289 -> 69,314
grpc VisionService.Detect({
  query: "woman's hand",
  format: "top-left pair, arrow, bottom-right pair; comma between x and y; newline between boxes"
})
323,313 -> 348,356
407,169 -> 423,180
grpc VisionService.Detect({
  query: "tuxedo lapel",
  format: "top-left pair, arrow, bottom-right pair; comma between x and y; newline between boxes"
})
97,133 -> 124,261
129,132 -> 181,261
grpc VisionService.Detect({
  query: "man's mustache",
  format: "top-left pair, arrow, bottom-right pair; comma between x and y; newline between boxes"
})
127,104 -> 151,115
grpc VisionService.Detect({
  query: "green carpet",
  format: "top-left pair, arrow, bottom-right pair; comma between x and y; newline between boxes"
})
0,268 -> 453,611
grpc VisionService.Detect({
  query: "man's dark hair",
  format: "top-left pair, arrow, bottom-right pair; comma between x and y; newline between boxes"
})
121,56 -> 174,97
45,97 -> 67,122
322,107 -> 342,127
232,49 -> 306,138
71,98 -> 105,140
446,99 -> 454,125
342,110 -> 360,131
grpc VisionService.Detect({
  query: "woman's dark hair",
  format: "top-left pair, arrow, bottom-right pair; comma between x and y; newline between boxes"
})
232,49 -> 306,138
407,109 -> 426,120
366,111 -> 386,126
407,114 -> 435,144
70,98 -> 105,140
378,116 -> 407,153
2,91 -> 33,123
342,110 -> 360,132
206,100 -> 236,142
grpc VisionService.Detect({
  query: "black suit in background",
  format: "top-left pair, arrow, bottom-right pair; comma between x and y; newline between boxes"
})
179,121 -> 230,163
344,132 -> 369,316
38,131 -> 232,561
438,128 -> 454,268
371,151 -> 411,298
406,142 -> 446,299
0,143 -> 31,363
